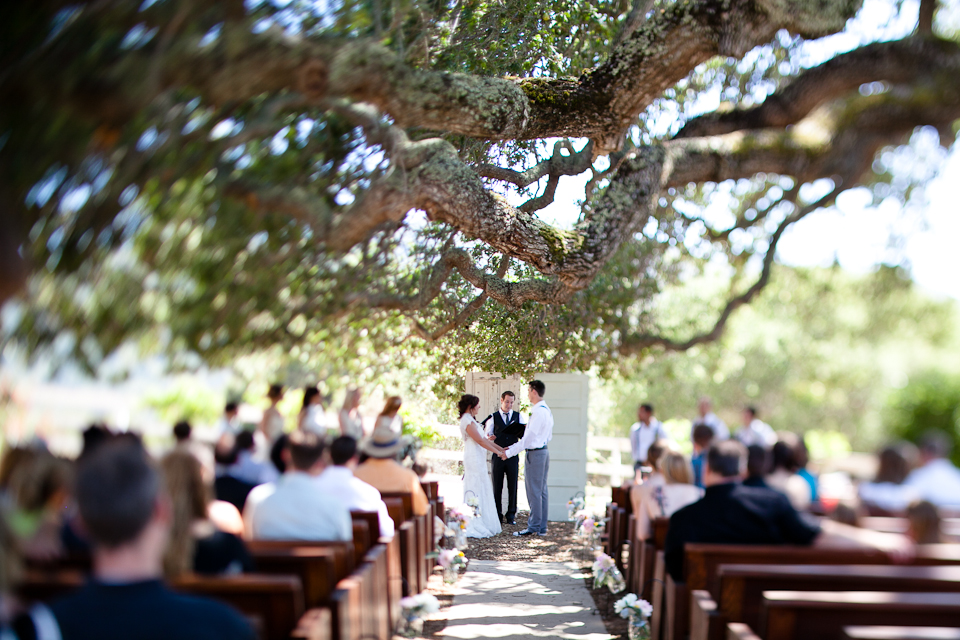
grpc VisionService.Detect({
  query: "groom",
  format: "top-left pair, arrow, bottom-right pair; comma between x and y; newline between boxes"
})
504,380 -> 553,536
482,390 -> 524,525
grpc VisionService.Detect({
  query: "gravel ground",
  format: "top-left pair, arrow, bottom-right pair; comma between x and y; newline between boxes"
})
417,510 -> 629,639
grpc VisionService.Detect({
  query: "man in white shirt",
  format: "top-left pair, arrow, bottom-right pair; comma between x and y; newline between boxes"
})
243,431 -> 352,541
629,403 -> 669,470
735,406 -> 777,447
315,435 -> 395,539
505,380 -> 553,537
903,432 -> 960,509
693,396 -> 729,441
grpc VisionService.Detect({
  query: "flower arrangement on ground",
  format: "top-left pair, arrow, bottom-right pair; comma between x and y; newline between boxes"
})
448,504 -> 473,549
438,548 -> 468,583
592,552 -> 626,593
614,593 -> 654,640
573,509 -> 592,529
567,494 -> 586,521
398,592 -> 440,637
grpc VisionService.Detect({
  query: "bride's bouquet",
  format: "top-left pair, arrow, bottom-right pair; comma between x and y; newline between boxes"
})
465,491 -> 481,518
592,552 -> 626,593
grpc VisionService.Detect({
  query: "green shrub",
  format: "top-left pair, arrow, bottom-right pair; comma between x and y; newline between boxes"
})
885,371 -> 960,466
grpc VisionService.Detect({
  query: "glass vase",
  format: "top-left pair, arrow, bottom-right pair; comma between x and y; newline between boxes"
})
454,527 -> 468,550
443,565 -> 458,584
627,612 -> 651,640
398,615 -> 424,638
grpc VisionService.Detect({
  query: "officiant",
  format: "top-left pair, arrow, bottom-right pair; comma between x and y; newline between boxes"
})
482,390 -> 525,525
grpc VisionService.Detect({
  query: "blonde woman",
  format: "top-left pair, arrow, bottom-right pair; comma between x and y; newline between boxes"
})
339,387 -> 364,439
161,451 -> 251,578
635,449 -> 703,539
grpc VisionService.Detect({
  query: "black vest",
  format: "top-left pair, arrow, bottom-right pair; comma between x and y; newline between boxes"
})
486,410 -> 525,448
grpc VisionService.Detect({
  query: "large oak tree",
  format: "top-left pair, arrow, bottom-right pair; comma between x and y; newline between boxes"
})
1,0 -> 957,376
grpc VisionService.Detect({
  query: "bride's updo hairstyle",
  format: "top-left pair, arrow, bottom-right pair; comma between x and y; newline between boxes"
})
458,394 -> 480,417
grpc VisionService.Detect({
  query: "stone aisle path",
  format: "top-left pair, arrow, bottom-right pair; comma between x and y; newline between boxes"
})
426,559 -> 614,640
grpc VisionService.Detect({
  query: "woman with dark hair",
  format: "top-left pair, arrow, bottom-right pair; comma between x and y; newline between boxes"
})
858,443 -> 919,514
298,385 -> 327,435
457,394 -> 506,538
766,433 -> 812,510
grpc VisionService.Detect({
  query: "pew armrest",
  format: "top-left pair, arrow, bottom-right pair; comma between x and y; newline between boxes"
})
692,589 -> 726,640
727,622 -> 763,640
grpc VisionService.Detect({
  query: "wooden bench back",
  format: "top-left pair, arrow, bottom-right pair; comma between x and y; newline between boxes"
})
685,543 -> 960,596
842,626 -> 960,640
16,570 -> 306,640
719,564 -> 960,636
379,492 -> 414,521
351,510 -> 381,544
760,591 -> 960,640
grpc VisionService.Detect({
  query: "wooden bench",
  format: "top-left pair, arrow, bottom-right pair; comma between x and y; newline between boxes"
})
759,591 -> 960,640
16,569 -> 314,640
842,627 -> 960,640
667,543 -> 960,640
380,492 -> 429,593
382,496 -> 420,595
629,516 -> 669,600
248,540 -> 354,607
691,564 -> 960,640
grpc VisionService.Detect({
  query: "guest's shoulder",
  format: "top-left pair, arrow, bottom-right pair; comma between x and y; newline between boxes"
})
163,591 -> 256,638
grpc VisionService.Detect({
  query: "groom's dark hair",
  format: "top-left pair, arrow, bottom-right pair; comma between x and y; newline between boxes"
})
501,390 -> 515,399
528,380 -> 546,397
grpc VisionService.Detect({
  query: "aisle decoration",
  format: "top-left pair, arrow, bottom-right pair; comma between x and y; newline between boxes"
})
465,491 -> 481,517
567,493 -> 586,521
592,552 -> 626,593
614,593 -> 654,640
448,504 -> 473,549
438,548 -> 468,583
579,514 -> 604,551
398,592 -> 440,637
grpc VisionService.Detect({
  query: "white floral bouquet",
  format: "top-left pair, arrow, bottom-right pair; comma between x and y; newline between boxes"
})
438,548 -> 467,570
579,515 -> 604,538
398,592 -> 440,636
449,504 -> 473,530
614,593 -> 653,640
573,509 -> 592,529
592,552 -> 626,593
465,492 -> 481,517
567,495 -> 586,521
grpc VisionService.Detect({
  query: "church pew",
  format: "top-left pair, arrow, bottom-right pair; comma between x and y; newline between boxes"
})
842,627 -> 960,640
651,551 -> 666,640
16,569 -> 310,640
859,517 -> 960,541
351,520 -> 371,563
383,496 -> 419,595
379,491 -> 429,593
759,591 -> 960,640
353,510 -> 401,624
667,544 -> 960,640
630,516 -> 669,600
691,564 -> 960,640
247,541 -> 354,607
291,608 -> 333,640
362,544 -> 391,640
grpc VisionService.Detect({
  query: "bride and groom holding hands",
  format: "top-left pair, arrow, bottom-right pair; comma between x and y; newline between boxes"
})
457,380 -> 553,539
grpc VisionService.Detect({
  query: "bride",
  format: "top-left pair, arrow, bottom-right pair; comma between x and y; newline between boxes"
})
458,394 -> 506,538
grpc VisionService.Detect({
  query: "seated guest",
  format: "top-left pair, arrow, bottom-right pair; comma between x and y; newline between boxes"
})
630,439 -> 668,517
172,420 -> 214,480
743,444 -> 770,488
794,435 -> 819,504
736,406 -> 777,448
315,436 -> 395,539
690,423 -> 713,489
665,440 -> 914,582
45,438 -> 255,639
243,431 -> 351,541
903,431 -> 960,510
905,499 -> 942,544
765,433 -> 812,510
221,431 -> 278,486
161,451 -> 252,577
355,425 -> 429,517
635,450 -> 702,539
858,442 -> 918,513
6,451 -> 71,561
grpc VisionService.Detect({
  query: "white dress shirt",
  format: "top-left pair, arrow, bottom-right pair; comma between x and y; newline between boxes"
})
314,466 -> 395,539
693,412 -> 729,440
736,419 -> 777,447
506,401 -> 553,458
629,418 -> 669,463
243,471 -> 352,541
903,458 -> 960,508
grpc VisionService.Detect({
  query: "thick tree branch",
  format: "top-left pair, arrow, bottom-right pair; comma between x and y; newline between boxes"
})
676,37 -> 960,139
618,186 -> 840,354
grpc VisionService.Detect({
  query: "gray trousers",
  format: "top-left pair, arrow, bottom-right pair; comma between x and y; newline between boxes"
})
524,448 -> 550,533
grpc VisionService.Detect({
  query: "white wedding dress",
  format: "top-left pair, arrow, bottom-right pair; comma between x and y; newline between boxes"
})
460,414 -> 502,538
